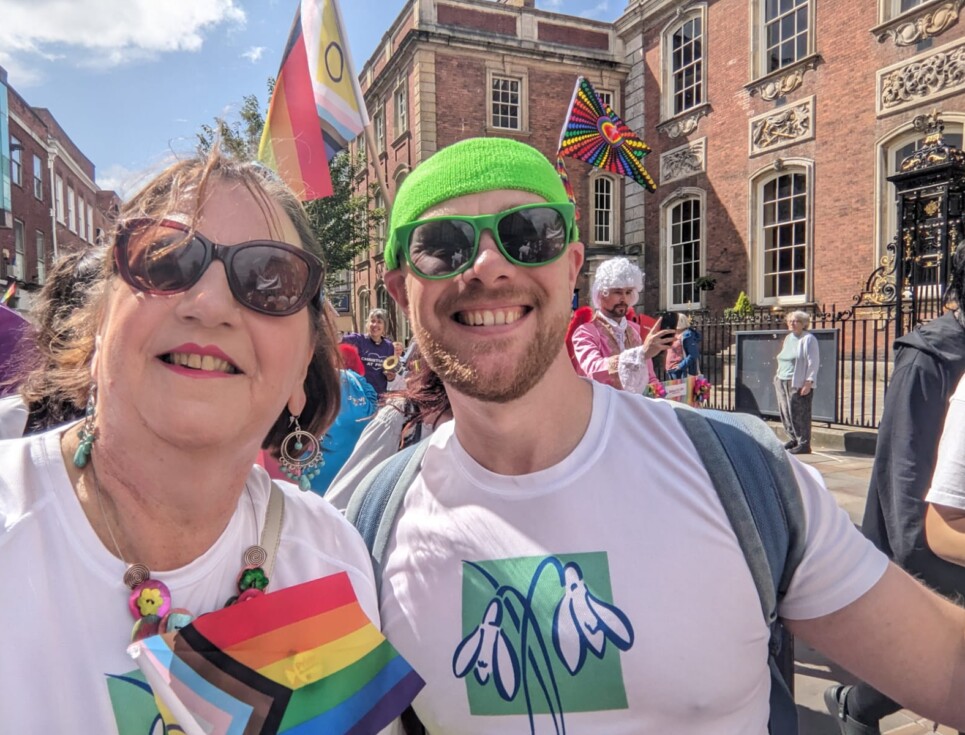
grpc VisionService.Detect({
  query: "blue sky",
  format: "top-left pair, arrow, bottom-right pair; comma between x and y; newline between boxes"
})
0,0 -> 625,196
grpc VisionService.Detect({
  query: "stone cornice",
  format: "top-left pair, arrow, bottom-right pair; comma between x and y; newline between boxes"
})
746,54 -> 822,100
872,0 -> 965,47
657,103 -> 711,139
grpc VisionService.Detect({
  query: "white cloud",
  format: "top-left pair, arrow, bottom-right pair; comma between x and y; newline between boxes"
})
242,46 -> 265,63
579,0 -> 610,19
539,0 -> 564,9
96,162 -> 163,201
0,0 -> 246,84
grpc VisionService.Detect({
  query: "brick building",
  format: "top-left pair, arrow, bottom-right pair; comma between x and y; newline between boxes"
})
340,0 -> 631,338
613,0 -> 965,316
0,66 -> 119,313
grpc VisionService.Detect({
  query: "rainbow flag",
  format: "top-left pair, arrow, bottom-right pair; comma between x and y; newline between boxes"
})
258,0 -> 368,201
557,76 -> 656,203
1,282 -> 15,305
129,573 -> 424,735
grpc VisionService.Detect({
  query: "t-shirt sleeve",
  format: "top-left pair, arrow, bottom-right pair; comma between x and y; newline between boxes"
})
779,460 -> 888,621
924,387 -> 965,509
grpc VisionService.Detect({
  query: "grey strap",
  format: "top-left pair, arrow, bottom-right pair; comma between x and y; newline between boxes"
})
262,482 -> 286,581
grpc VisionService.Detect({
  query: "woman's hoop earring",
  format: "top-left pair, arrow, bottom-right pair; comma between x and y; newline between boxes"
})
73,384 -> 98,468
278,416 -> 323,491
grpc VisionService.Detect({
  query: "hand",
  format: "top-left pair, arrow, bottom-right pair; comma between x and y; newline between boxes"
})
800,382 -> 812,396
643,328 -> 676,359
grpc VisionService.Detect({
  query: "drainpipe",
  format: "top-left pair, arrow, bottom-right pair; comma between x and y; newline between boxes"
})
47,142 -> 58,259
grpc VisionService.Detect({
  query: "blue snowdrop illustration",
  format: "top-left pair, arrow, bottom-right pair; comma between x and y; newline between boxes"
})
453,556 -> 634,735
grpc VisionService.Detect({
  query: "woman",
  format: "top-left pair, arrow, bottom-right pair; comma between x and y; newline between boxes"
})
664,313 -> 701,380
342,307 -> 397,396
774,310 -> 819,455
0,150 -> 388,732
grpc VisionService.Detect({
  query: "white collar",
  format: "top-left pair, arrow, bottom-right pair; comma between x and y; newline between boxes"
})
597,312 -> 627,331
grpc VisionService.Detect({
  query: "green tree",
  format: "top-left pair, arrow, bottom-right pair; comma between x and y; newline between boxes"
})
196,84 -> 381,286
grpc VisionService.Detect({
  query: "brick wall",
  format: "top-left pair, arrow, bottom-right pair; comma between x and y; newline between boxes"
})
537,21 -> 609,51
436,3 -> 516,36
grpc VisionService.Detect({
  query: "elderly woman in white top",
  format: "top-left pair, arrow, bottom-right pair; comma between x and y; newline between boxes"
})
774,310 -> 820,454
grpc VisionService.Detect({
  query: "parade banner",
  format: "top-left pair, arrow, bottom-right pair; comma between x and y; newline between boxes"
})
647,375 -> 712,407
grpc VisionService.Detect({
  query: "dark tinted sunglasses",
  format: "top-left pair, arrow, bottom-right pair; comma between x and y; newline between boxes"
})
394,202 -> 576,279
114,219 -> 324,317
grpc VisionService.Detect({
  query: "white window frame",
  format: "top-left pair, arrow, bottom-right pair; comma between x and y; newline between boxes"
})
35,230 -> 45,284
374,104 -> 386,153
393,79 -> 408,136
67,186 -> 76,233
78,197 -> 87,242
591,174 -> 616,246
12,219 -> 25,281
875,115 -> 965,264
32,155 -> 43,199
661,6 -> 707,122
661,188 -> 706,310
752,0 -> 815,80
55,174 -> 64,223
488,71 -> 527,132
749,160 -> 814,306
86,203 -> 94,242
596,89 -> 614,111
10,136 -> 22,187
878,0 -> 928,23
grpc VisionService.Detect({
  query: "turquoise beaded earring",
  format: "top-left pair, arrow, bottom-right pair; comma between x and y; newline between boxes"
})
73,384 -> 98,468
278,416 -> 323,491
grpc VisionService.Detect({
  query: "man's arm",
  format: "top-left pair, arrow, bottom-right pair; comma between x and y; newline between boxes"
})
787,563 -> 965,728
570,324 -> 621,386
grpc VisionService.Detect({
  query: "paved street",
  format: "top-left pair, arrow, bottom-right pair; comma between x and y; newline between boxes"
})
792,450 -> 957,735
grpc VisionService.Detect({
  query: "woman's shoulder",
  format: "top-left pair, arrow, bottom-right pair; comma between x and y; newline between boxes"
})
0,429 -> 65,531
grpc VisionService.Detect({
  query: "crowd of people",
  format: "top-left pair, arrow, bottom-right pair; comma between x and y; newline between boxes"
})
1,136 -> 964,735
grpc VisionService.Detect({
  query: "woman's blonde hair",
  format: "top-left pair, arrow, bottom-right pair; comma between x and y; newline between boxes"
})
43,146 -> 341,453
787,310 -> 811,329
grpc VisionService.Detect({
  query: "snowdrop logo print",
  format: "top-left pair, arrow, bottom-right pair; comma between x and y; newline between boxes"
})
452,552 -> 634,733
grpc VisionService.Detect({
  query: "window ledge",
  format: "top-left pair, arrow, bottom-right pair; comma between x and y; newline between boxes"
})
485,126 -> 531,137
657,104 -> 712,139
873,0 -> 965,47
392,130 -> 411,149
746,54 -> 822,101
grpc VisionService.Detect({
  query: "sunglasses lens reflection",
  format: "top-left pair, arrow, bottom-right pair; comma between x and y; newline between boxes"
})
499,208 -> 567,265
408,219 -> 476,277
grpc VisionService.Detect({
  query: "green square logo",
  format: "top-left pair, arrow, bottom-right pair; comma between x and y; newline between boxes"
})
455,552 -> 632,722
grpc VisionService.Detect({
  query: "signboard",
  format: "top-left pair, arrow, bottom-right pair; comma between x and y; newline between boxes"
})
735,329 -> 838,423
330,291 -> 350,313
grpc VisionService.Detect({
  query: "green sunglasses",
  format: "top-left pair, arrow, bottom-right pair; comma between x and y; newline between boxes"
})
394,202 -> 576,280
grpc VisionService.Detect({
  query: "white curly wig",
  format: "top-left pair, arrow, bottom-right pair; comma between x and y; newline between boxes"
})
591,257 -> 644,309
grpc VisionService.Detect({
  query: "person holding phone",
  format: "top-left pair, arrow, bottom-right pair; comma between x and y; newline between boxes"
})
665,313 -> 702,380
774,310 -> 819,454
570,257 -> 674,392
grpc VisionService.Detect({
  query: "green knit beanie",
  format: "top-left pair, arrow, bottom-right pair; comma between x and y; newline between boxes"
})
385,137 -> 578,271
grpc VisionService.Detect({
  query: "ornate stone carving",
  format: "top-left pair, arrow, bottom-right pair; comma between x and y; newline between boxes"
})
657,105 -> 710,139
747,56 -> 820,100
876,1 -> 965,47
749,97 -> 814,155
879,39 -> 965,113
661,138 -> 706,184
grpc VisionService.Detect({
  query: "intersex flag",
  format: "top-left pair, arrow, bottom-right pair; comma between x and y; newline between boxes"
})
129,573 -> 424,735
258,0 -> 369,201
556,76 -> 656,205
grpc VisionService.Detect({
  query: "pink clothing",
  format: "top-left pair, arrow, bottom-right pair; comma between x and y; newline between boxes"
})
572,314 -> 653,390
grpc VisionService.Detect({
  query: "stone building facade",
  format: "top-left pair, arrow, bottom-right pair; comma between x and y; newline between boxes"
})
341,0 -> 631,338
1,66 -> 119,313
615,0 -> 965,315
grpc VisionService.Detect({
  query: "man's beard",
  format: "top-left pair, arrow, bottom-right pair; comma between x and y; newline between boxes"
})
603,303 -> 628,319
413,287 -> 570,404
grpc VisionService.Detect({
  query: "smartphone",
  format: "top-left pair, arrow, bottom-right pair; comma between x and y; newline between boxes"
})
658,311 -> 679,331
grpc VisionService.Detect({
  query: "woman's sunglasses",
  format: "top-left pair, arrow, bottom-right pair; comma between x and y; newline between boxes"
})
393,202 -> 576,279
114,219 -> 324,317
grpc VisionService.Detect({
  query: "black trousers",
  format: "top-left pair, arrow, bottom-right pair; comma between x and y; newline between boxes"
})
774,377 -> 813,448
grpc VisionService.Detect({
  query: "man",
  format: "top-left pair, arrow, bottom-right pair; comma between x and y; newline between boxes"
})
570,257 -> 672,391
824,245 -> 965,734
377,137 -> 965,733
341,307 -> 397,395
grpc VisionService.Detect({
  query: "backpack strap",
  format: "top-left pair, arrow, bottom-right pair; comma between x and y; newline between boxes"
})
346,438 -> 431,598
671,404 -> 806,735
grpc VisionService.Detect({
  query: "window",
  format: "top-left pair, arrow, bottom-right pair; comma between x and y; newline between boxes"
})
880,0 -> 926,21
55,175 -> 64,223
67,186 -> 76,232
374,191 -> 385,251
32,155 -> 43,199
761,171 -> 809,300
671,16 -> 703,115
394,81 -> 408,135
491,75 -> 521,130
35,231 -> 45,284
78,198 -> 87,242
666,196 -> 704,307
596,90 -> 613,110
87,203 -> 94,242
593,177 -> 614,245
12,219 -> 24,281
374,106 -> 385,153
764,0 -> 810,74
10,136 -> 21,187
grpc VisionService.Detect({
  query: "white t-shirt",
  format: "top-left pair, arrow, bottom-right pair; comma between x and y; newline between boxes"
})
379,381 -> 887,734
0,426 -> 380,734
925,372 -> 965,509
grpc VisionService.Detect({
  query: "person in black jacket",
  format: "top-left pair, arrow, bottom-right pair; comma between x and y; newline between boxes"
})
825,246 -> 965,735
